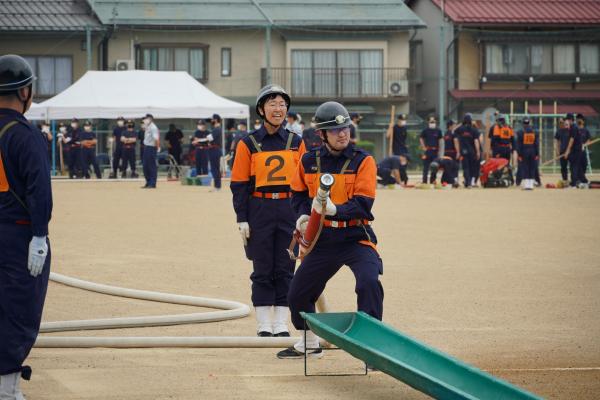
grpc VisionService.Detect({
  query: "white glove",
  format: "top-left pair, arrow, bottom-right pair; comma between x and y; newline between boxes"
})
64,137 -> 72,143
312,196 -> 336,216
296,214 -> 310,235
238,222 -> 250,246
207,134 -> 214,142
57,133 -> 64,139
28,236 -> 48,277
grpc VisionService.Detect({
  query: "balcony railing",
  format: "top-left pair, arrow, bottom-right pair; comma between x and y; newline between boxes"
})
261,67 -> 411,99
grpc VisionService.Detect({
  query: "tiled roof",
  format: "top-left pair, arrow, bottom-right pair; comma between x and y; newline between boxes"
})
450,90 -> 600,100
0,0 -> 103,32
431,0 -> 600,25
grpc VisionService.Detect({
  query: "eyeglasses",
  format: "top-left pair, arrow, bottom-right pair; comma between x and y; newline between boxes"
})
328,127 -> 350,136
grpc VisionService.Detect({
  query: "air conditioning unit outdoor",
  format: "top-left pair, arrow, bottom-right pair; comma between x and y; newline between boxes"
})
115,59 -> 134,71
388,80 -> 409,97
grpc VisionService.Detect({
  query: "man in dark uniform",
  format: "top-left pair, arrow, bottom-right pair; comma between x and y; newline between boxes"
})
57,122 -> 69,173
110,116 -> 125,179
192,120 -> 210,175
454,113 -> 481,188
209,114 -> 223,191
429,156 -> 459,187
302,117 -> 322,150
516,117 -> 539,190
387,114 -> 410,185
231,85 -> 306,337
229,121 -> 248,166
67,118 -> 83,179
488,115 -> 515,161
554,118 -> 570,182
279,101 -> 383,358
563,113 -> 583,187
419,117 -> 442,184
165,124 -> 183,165
0,54 -> 52,400
39,122 -> 52,161
577,114 -> 591,185
80,120 -> 101,179
349,112 -> 362,145
137,122 -> 145,160
120,120 -> 138,178
377,155 -> 403,186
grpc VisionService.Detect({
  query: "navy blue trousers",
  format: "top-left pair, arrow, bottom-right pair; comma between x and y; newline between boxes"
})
67,147 -> 82,178
0,224 -> 50,375
520,153 -> 537,179
112,145 -> 122,174
82,148 -> 101,178
422,150 -> 437,183
142,145 -> 157,187
569,152 -> 583,186
195,148 -> 209,175
247,197 -> 295,307
288,241 -> 384,330
208,148 -> 222,189
121,147 -> 136,174
461,153 -> 478,186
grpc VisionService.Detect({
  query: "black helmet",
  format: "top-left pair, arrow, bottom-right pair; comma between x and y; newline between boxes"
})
0,55 -> 36,94
314,101 -> 351,130
255,84 -> 291,117
522,117 -> 530,125
463,113 -> 473,124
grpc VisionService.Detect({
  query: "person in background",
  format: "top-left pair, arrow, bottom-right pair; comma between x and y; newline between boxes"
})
208,114 -> 223,191
387,114 -> 410,185
488,115 -> 515,162
56,122 -> 69,172
230,121 -> 248,166
377,155 -> 404,187
454,113 -> 480,188
120,120 -> 138,178
80,120 -> 101,179
516,117 -> 539,190
554,118 -> 570,183
285,111 -> 303,136
349,112 -> 362,145
577,114 -> 591,185
67,118 -> 83,179
109,116 -> 126,179
141,114 -> 160,189
165,124 -> 183,165
192,120 -> 210,175
563,113 -> 583,187
39,122 -> 52,161
419,117 -> 442,184
302,117 -> 322,150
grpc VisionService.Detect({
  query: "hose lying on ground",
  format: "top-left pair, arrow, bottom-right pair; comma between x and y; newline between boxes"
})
35,272 -> 298,348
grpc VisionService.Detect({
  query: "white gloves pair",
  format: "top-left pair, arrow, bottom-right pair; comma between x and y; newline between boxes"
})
28,236 -> 48,277
238,222 -> 250,246
206,134 -> 214,142
311,195 -> 337,216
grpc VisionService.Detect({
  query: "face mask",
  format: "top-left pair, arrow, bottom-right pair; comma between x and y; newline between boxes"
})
71,123 -> 77,129
254,124 -> 261,130
429,123 -> 436,129
41,126 -> 50,133
143,119 -> 150,125
117,120 -> 124,127
84,126 -> 92,132
197,125 -> 202,130
59,127 -> 67,133
399,121 -> 406,127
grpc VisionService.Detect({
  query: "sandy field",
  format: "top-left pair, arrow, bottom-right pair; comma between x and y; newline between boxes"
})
21,178 -> 600,399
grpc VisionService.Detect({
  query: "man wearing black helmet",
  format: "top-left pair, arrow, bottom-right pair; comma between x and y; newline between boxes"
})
231,85 -> 306,337
278,101 -> 384,359
0,54 -> 52,399
516,117 -> 539,190
455,113 -> 481,188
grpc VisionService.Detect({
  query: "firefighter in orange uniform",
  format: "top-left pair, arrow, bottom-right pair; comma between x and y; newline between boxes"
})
277,101 -> 384,359
230,85 -> 306,337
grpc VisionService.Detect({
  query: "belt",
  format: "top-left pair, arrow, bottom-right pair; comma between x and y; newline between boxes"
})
252,191 -> 291,200
496,143 -> 511,147
209,145 -> 221,149
426,146 -> 438,150
0,219 -> 30,225
323,219 -> 370,228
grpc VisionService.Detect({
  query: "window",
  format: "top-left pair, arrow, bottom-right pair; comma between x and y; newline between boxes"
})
139,45 -> 207,81
290,49 -> 384,97
580,44 -> 599,74
221,48 -> 231,77
22,56 -> 72,96
484,43 -> 592,76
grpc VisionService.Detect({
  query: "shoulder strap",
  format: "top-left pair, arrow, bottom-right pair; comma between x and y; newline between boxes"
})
316,150 -> 321,174
0,120 -> 19,140
248,134 -> 262,153
285,130 -> 294,150
340,151 -> 357,174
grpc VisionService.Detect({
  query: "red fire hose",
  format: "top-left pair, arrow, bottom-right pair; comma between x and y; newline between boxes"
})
287,174 -> 335,261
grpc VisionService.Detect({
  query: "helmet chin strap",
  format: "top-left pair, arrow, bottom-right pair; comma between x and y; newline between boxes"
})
259,108 -> 283,130
18,85 -> 33,114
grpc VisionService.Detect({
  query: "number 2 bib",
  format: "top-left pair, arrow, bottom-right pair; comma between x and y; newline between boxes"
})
248,132 -> 299,189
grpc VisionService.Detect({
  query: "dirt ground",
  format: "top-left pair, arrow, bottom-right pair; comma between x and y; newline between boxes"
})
22,177 -> 600,399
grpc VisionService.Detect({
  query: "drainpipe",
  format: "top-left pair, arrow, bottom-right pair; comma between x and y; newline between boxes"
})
86,25 -> 92,71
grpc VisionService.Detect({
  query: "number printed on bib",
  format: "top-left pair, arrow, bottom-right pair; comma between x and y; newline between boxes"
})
0,154 -> 9,192
253,150 -> 297,188
523,133 -> 535,145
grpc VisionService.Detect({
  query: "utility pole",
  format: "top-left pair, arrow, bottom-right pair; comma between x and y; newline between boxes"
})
438,0 -> 446,130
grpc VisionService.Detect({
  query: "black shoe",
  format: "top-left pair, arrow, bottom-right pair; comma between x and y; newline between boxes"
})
109,173 -> 117,179
258,331 -> 273,337
141,185 -> 149,188
121,173 -> 127,179
277,346 -> 323,359
131,173 -> 139,178
273,331 -> 290,337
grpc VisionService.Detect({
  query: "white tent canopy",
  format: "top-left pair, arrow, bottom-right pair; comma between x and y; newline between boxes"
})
26,70 -> 249,120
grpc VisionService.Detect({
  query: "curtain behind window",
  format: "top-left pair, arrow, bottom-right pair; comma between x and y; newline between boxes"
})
190,49 -> 204,79
55,57 -> 72,93
313,50 -> 335,97
174,48 -> 189,72
291,50 -> 312,96
360,50 -> 383,96
580,44 -> 599,74
143,49 -> 158,70
553,45 -> 575,73
486,44 -> 505,74
338,50 -> 359,97
158,48 -> 173,71
531,45 -> 552,74
507,45 -> 528,74
37,57 -> 55,95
